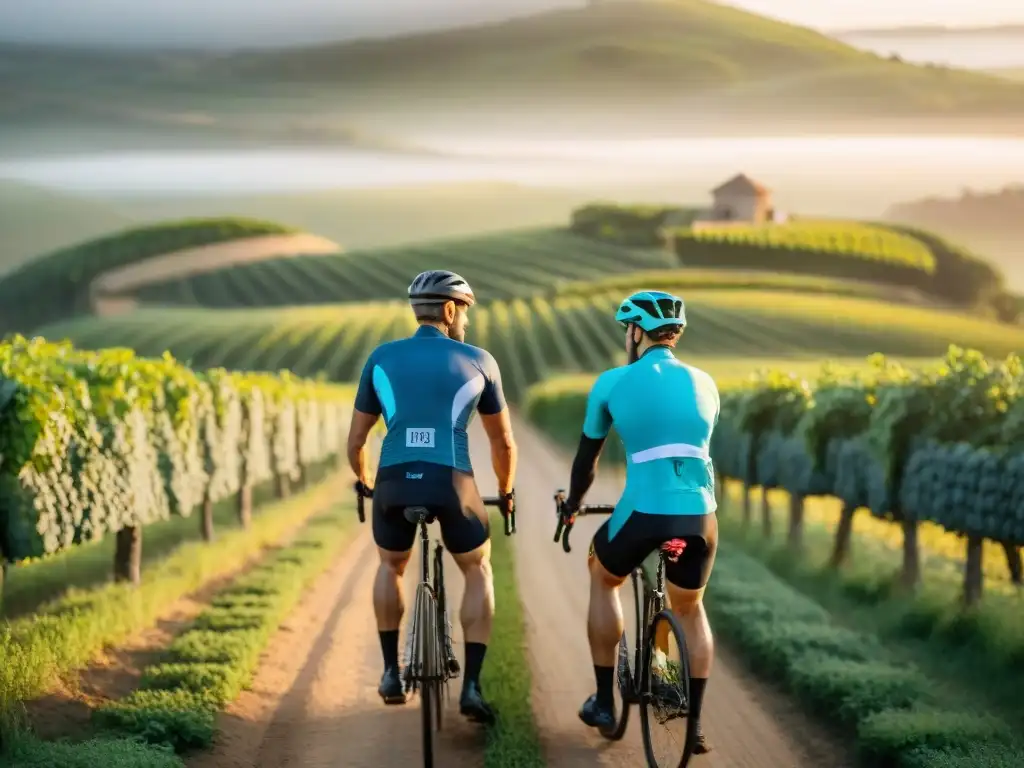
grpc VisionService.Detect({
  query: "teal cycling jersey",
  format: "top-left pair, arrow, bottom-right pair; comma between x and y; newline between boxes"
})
582,346 -> 720,538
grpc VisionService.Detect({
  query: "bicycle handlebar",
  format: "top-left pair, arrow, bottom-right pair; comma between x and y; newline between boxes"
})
353,486 -> 516,536
552,489 -> 614,553
482,497 -> 516,537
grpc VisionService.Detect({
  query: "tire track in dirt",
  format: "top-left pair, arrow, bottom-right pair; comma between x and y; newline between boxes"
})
468,415 -> 855,768
189,520 -> 485,768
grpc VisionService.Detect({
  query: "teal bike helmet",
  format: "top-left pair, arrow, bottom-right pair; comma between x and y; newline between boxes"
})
615,291 -> 686,332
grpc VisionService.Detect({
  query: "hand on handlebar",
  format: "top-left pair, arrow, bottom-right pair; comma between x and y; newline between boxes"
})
354,480 -> 373,523
498,489 -> 517,536
553,489 -> 578,553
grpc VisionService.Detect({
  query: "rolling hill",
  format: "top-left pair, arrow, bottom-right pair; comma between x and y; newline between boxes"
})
4,0 -> 1024,136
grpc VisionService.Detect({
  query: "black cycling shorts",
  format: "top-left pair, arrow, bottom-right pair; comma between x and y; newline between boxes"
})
372,461 -> 489,555
591,511 -> 718,590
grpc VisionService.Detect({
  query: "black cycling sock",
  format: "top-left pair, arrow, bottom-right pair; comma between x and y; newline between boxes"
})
379,630 -> 399,670
689,677 -> 708,722
464,642 -> 487,688
595,665 -> 615,709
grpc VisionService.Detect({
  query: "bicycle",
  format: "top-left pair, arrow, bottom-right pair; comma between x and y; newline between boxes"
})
357,485 -> 515,768
553,489 -> 696,768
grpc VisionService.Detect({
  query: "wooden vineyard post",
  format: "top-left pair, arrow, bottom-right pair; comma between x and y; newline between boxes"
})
237,484 -> 253,529
830,503 -> 856,568
900,517 -> 921,591
114,526 -> 143,585
761,486 -> 772,537
0,546 -> 7,614
200,491 -> 215,542
787,494 -> 805,550
1000,542 -> 1022,587
964,536 -> 985,607
742,481 -> 752,528
275,472 -> 291,499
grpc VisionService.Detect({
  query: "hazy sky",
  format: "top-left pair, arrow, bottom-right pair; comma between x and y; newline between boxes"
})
0,0 -> 1020,48
728,0 -> 1021,29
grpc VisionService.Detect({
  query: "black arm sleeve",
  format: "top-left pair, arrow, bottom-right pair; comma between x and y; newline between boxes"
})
566,433 -> 606,509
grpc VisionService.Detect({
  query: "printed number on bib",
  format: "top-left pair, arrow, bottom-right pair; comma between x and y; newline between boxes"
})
406,428 -> 436,448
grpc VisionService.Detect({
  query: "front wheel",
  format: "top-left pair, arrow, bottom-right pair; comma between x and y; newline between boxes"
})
639,610 -> 695,768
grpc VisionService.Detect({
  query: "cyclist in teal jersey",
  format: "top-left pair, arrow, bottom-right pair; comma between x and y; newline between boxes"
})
558,290 -> 719,753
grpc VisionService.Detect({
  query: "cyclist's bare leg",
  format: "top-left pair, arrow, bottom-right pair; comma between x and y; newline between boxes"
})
588,552 -> 629,665
452,540 -> 496,722
374,546 -> 411,631
666,582 -> 714,752
577,550 -> 629,727
451,540 -> 494,645
375,546 -> 412,704
665,584 -> 713,676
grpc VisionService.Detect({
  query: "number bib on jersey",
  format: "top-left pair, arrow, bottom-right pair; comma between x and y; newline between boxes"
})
406,428 -> 436,448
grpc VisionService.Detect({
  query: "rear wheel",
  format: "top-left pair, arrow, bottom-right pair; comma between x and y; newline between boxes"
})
433,544 -> 451,733
639,610 -> 694,768
414,583 -> 439,768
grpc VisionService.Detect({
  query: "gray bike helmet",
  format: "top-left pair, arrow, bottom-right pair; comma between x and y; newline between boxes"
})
408,270 -> 476,307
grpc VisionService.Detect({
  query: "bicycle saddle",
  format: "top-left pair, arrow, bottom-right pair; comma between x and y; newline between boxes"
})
403,506 -> 434,524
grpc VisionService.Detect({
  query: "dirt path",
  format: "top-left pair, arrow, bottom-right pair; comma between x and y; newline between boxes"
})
469,415 -> 854,768
189,523 -> 485,768
191,416 -> 851,767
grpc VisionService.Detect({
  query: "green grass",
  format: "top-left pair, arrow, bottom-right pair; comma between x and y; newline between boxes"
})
0,474 -> 343,734
482,511 -> 543,767
92,505 -> 358,752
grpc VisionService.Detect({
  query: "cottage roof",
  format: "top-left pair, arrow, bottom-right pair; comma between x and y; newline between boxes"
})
711,173 -> 770,198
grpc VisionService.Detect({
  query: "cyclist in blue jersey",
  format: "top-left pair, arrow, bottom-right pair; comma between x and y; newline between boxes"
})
558,290 -> 719,753
346,270 -> 518,725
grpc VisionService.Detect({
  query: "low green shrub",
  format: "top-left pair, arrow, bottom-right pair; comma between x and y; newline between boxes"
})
706,547 -> 1020,767
789,656 -> 930,725
3,734 -> 182,768
858,709 -> 1014,766
902,743 -> 1024,768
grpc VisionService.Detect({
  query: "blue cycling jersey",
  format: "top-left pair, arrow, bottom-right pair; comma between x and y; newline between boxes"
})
582,346 -> 720,539
354,325 -> 506,474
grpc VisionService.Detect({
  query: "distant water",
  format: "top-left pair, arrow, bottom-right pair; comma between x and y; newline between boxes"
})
839,33 -> 1024,70
0,136 -> 1022,202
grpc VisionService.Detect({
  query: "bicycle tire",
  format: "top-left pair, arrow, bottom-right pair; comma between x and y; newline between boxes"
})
433,544 -> 448,733
603,569 -> 643,741
414,583 -> 439,768
639,610 -> 695,768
